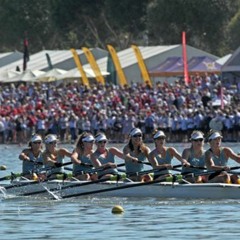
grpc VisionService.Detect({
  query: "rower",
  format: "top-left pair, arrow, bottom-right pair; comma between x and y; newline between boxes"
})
148,129 -> 190,181
123,128 -> 152,182
43,134 -> 72,179
90,132 -> 125,179
71,132 -> 96,180
19,134 -> 44,180
205,129 -> 240,184
181,130 -> 207,183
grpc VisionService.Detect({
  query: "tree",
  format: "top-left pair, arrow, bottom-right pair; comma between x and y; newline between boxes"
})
147,0 -> 239,55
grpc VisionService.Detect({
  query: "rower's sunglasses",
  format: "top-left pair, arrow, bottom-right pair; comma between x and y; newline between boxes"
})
155,137 -> 166,140
48,141 -> 57,145
33,141 -> 42,144
132,134 -> 142,138
98,141 -> 107,144
193,139 -> 203,142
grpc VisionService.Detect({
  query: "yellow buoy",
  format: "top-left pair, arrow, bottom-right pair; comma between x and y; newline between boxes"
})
0,165 -> 7,170
112,205 -> 124,214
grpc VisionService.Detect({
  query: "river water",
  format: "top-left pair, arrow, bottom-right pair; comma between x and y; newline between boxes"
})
1,142 -> 240,239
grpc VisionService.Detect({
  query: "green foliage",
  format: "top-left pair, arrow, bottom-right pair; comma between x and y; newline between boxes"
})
0,0 -> 239,56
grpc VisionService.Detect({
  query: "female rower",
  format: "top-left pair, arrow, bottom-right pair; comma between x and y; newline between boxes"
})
181,131 -> 207,183
19,134 -> 44,179
148,130 -> 190,181
43,134 -> 72,179
71,132 -> 96,180
91,132 -> 124,179
205,130 -> 240,184
123,128 -> 151,182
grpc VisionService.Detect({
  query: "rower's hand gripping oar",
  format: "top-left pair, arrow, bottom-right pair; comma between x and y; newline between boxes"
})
208,166 -> 240,180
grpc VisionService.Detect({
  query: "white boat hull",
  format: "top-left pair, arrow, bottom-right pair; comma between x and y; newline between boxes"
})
1,180 -> 240,200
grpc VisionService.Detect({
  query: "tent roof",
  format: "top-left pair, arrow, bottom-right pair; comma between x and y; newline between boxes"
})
0,51 -> 23,68
215,54 -> 231,65
0,48 -> 108,72
221,46 -> 240,72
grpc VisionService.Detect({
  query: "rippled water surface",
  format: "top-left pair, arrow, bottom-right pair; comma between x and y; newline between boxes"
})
1,143 -> 240,239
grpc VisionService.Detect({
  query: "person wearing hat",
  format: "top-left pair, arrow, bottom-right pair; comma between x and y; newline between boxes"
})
19,134 -> 44,179
43,134 -> 72,179
181,131 -> 207,183
71,132 -> 96,180
148,129 -> 190,181
205,129 -> 240,183
123,128 -> 151,182
91,132 -> 125,179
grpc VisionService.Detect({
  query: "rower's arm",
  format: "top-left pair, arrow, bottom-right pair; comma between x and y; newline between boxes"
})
170,147 -> 190,166
90,153 -> 101,168
19,149 -> 30,161
225,147 -> 240,163
205,150 -> 225,170
71,150 -> 81,165
123,147 -> 138,162
109,147 -> 125,160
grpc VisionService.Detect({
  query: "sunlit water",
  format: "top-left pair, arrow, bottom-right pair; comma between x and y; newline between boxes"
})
1,143 -> 240,239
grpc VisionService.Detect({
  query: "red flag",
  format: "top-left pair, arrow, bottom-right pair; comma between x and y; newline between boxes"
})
23,36 -> 29,71
182,32 -> 189,85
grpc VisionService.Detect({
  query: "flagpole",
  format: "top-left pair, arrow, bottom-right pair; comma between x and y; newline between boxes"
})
182,31 -> 189,85
23,33 -> 29,71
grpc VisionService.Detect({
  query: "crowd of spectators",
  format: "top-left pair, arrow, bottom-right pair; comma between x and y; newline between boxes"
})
0,72 -> 240,145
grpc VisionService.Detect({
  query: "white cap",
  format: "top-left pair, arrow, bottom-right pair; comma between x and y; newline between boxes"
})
95,133 -> 108,142
153,130 -> 166,139
31,135 -> 42,142
82,135 -> 95,142
208,131 -> 223,141
190,131 -> 204,140
45,134 -> 58,144
129,128 -> 142,137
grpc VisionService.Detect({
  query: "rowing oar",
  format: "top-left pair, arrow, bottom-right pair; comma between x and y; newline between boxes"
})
1,162 -> 74,190
20,174 -> 125,196
0,172 -> 21,181
21,162 -> 130,196
208,166 -> 240,180
58,174 -> 184,199
8,162 -> 125,195
24,164 -> 182,197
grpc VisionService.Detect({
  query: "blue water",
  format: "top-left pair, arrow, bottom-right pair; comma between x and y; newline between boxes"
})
1,143 -> 240,239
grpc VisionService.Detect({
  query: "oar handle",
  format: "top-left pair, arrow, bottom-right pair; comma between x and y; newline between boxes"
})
189,165 -> 207,170
126,164 -> 182,176
230,166 -> 240,170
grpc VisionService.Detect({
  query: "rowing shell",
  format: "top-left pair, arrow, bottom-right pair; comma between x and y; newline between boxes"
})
1,179 -> 240,200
